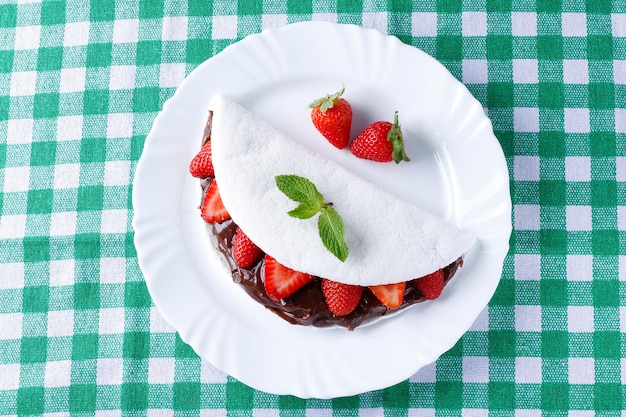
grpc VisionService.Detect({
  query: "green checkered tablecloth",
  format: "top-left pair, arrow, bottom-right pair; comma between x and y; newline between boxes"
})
1,0 -> 624,414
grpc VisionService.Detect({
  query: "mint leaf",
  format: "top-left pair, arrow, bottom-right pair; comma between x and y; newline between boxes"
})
275,175 -> 324,208
288,202 -> 320,219
318,207 -> 349,262
275,174 -> 349,262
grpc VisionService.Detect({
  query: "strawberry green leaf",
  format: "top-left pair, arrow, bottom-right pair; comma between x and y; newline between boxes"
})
318,206 -> 349,262
308,85 -> 345,113
387,111 -> 410,164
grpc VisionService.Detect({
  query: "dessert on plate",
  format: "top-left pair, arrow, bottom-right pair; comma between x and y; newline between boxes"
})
189,94 -> 476,330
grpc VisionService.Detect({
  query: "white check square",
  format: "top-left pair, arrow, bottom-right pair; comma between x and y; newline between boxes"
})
0,214 -> 27,239
462,356 -> 489,383
565,156 -> 591,182
515,357 -> 542,383
563,60 -> 588,84
412,12 -> 438,37
3,166 -> 30,192
162,16 -> 188,41
0,312 -> 22,339
515,204 -> 541,230
462,59 -> 488,84
10,71 -> 37,96
7,118 -> 33,144
97,358 -> 124,385
60,67 -> 86,94
64,22 -> 90,47
148,358 -> 176,384
0,364 -> 20,390
462,12 -> 487,37
56,116 -> 83,142
49,259 -> 75,286
566,205 -> 592,231
566,255 -> 593,281
562,13 -> 587,36
44,360 -> 72,388
568,358 -> 595,384
515,254 -> 541,281
99,308 -> 125,334
47,310 -> 75,337
513,59 -> 538,84
113,19 -> 139,44
514,156 -> 540,181
568,306 -> 594,332
15,25 -> 41,50
212,15 -> 238,39
515,305 -> 542,332
100,209 -> 128,234
564,108 -> 590,133
511,13 -> 537,36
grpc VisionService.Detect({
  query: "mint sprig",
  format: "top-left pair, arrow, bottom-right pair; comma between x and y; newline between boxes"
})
275,175 -> 349,262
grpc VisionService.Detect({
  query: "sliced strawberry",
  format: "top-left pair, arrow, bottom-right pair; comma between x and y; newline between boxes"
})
264,255 -> 314,301
233,227 -> 263,269
200,181 -> 230,223
321,278 -> 363,316
368,282 -> 406,309
414,269 -> 445,300
189,141 -> 214,178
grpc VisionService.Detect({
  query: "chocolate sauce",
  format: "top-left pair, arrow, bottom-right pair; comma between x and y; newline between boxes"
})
198,112 -> 463,330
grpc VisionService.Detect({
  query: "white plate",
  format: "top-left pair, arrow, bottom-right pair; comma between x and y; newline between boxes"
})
132,21 -> 511,399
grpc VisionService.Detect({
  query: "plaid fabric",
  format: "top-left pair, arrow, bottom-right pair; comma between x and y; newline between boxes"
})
1,0 -> 624,415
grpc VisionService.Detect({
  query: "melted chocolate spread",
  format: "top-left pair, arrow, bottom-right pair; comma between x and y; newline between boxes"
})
199,112 -> 463,330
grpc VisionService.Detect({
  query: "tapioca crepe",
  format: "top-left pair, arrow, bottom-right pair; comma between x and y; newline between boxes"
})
209,94 -> 476,287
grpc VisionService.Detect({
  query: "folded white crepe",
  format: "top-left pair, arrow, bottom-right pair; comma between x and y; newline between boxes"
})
209,94 -> 476,286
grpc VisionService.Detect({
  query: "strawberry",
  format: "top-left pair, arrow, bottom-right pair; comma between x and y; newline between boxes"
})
200,181 -> 230,223
414,269 -> 445,300
189,141 -> 214,178
264,255 -> 314,301
233,227 -> 263,269
350,111 -> 410,163
368,282 -> 406,309
321,279 -> 363,316
309,86 -> 352,149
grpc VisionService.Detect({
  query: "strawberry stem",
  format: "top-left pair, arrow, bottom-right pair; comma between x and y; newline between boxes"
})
387,111 -> 410,164
308,85 -> 345,113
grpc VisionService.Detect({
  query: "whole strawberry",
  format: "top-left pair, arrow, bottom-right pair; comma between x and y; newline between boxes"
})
309,86 -> 352,149
350,112 -> 410,163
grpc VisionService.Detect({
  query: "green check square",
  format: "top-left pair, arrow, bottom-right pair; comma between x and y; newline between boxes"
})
186,39 -> 212,63
594,331 -> 621,358
23,236 -> 50,262
487,0 -> 512,11
30,142 -> 56,166
486,35 -> 513,59
80,138 -> 107,163
21,336 -> 48,363
336,0 -> 363,13
27,189 -> 54,214
590,132 -> 616,156
16,387 -> 45,415
279,395 -> 306,409
173,382 -> 201,410
437,0 -> 462,12
174,334 -> 197,357
40,1 -> 65,25
595,384 -> 623,410
536,0 -> 562,12
538,83 -> 564,108
139,0 -> 164,18
436,36 -> 463,60
69,385 -> 97,412
592,230 -> 619,255
488,330 -> 516,357
77,186 -> 104,211
287,0 -> 311,14
37,47 -> 63,71
22,286 -> 49,313
83,90 -> 110,115
591,180 -> 617,206
136,41 -> 162,66
132,87 -> 161,112
226,379 -> 255,409
587,36 -> 613,60
33,93 -> 60,118
487,83 -> 514,108
589,83 -> 615,109
540,181 -> 566,205
0,50 -> 13,73
541,383 -> 569,410
72,334 -> 98,360
434,382 -> 463,408
538,132 -> 566,157
86,43 -> 113,67
488,382 -> 516,409
74,282 -> 100,309
90,0 -> 115,21
537,35 -> 563,59
0,4 -> 16,27
542,331 -> 568,358
540,280 -> 567,306
124,282 -> 152,307
123,332 -> 150,358
593,280 -> 620,307
121,383 -> 149,410
540,229 -> 567,255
